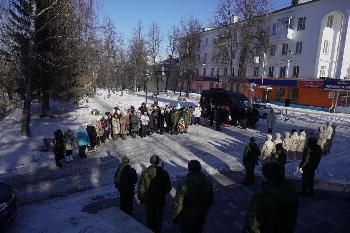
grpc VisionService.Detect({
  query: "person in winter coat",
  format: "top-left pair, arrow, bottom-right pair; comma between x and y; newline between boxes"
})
193,105 -> 202,125
138,155 -> 172,233
119,112 -> 129,140
261,134 -> 275,164
95,119 -> 104,144
172,160 -> 213,233
290,129 -> 300,160
267,108 -> 275,133
100,115 -> 110,141
114,156 -> 138,216
317,125 -> 327,153
140,112 -> 150,138
214,105 -> 221,131
297,130 -> 307,160
243,162 -> 298,233
76,126 -> 89,158
130,111 -> 140,138
63,129 -> 75,162
242,137 -> 261,185
274,132 -> 283,145
171,109 -> 180,134
152,107 -> 160,134
158,109 -> 165,135
324,121 -> 334,154
147,110 -> 154,135
183,108 -> 191,133
164,107 -> 172,133
139,103 -> 148,114
299,137 -> 322,197
283,131 -> 292,160
111,111 -> 121,140
54,129 -> 65,167
272,143 -> 287,166
86,123 -> 97,151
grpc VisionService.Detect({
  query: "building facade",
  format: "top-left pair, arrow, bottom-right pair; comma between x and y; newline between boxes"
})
183,0 -> 350,111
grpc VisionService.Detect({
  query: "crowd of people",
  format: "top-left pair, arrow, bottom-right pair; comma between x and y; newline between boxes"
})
52,102 -> 204,167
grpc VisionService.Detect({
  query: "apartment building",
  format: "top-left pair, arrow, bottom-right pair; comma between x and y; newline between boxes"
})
186,0 -> 350,111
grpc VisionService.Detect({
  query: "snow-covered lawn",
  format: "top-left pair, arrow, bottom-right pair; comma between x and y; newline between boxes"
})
0,89 -> 349,186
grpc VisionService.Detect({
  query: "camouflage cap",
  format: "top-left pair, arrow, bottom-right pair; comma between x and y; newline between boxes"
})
122,156 -> 129,164
188,160 -> 201,172
150,154 -> 160,165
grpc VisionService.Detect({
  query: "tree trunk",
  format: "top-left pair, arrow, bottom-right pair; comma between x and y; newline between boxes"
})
156,76 -> 160,95
41,91 -> 50,117
179,80 -> 183,96
165,71 -> 169,93
21,75 -> 32,137
237,46 -> 248,93
7,88 -> 13,100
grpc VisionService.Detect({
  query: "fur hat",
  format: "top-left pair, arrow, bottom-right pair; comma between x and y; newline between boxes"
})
150,154 -> 160,165
188,160 -> 201,172
122,156 -> 129,164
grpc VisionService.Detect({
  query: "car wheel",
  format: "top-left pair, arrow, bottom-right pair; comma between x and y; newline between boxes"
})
263,113 -> 268,119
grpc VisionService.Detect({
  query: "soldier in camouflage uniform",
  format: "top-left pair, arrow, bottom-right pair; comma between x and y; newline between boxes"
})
171,109 -> 180,134
172,160 -> 214,233
299,137 -> 322,197
138,155 -> 172,233
114,156 -> 138,216
183,108 -> 192,133
242,137 -> 261,185
243,162 -> 298,233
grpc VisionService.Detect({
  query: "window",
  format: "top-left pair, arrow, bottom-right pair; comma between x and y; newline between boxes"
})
270,45 -> 276,56
195,68 -> 200,76
224,67 -> 227,76
268,66 -> 274,77
275,88 -> 285,102
295,41 -> 302,54
231,68 -> 235,76
289,88 -> 299,103
203,53 -> 207,64
327,15 -> 334,28
211,67 -> 215,76
323,40 -> 329,54
320,66 -> 326,77
271,23 -> 277,35
282,43 -> 289,55
297,17 -> 306,30
254,67 -> 260,77
216,68 -> 220,77
293,66 -> 300,78
279,66 -> 287,78
203,68 -> 207,76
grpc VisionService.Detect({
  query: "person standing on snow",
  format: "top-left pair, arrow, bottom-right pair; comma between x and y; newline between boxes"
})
299,137 -> 322,197
274,132 -> 283,146
130,108 -> 140,138
111,110 -> 121,140
242,137 -> 261,185
297,130 -> 307,160
138,155 -> 172,233
283,131 -> 292,160
267,108 -> 275,133
261,134 -> 275,165
272,143 -> 287,166
54,129 -> 65,167
243,162 -> 298,233
317,125 -> 327,153
76,126 -> 89,158
290,129 -> 300,160
114,156 -> 138,216
119,111 -> 129,140
172,160 -> 214,233
183,107 -> 192,133
193,104 -> 202,126
140,111 -> 150,138
324,121 -> 334,154
63,129 -> 75,162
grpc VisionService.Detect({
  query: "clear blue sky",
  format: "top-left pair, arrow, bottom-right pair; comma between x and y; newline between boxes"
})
101,0 -> 291,56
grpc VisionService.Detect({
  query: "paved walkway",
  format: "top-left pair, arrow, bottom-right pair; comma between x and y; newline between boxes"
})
129,170 -> 350,233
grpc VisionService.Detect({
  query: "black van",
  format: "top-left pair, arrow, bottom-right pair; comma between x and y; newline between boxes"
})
200,88 -> 258,128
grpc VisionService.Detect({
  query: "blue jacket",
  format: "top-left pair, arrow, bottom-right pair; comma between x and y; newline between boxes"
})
76,130 -> 89,146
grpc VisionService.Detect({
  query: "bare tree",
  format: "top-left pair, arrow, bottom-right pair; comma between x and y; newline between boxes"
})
178,17 -> 202,98
212,0 -> 270,92
147,21 -> 162,95
168,25 -> 180,58
128,20 -> 148,93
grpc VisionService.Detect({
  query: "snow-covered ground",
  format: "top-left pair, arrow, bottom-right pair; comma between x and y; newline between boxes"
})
0,89 -> 349,186
8,185 -> 152,233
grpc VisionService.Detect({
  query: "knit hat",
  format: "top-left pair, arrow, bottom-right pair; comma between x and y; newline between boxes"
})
188,160 -> 201,172
122,156 -> 129,164
150,154 -> 160,165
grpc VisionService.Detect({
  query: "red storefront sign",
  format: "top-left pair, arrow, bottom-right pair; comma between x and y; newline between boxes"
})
297,80 -> 323,88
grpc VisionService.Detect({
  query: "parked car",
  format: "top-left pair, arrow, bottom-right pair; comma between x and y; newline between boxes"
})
0,180 -> 17,229
200,88 -> 258,127
252,103 -> 281,118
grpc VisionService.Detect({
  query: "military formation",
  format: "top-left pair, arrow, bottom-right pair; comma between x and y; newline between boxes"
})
114,155 -> 213,233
